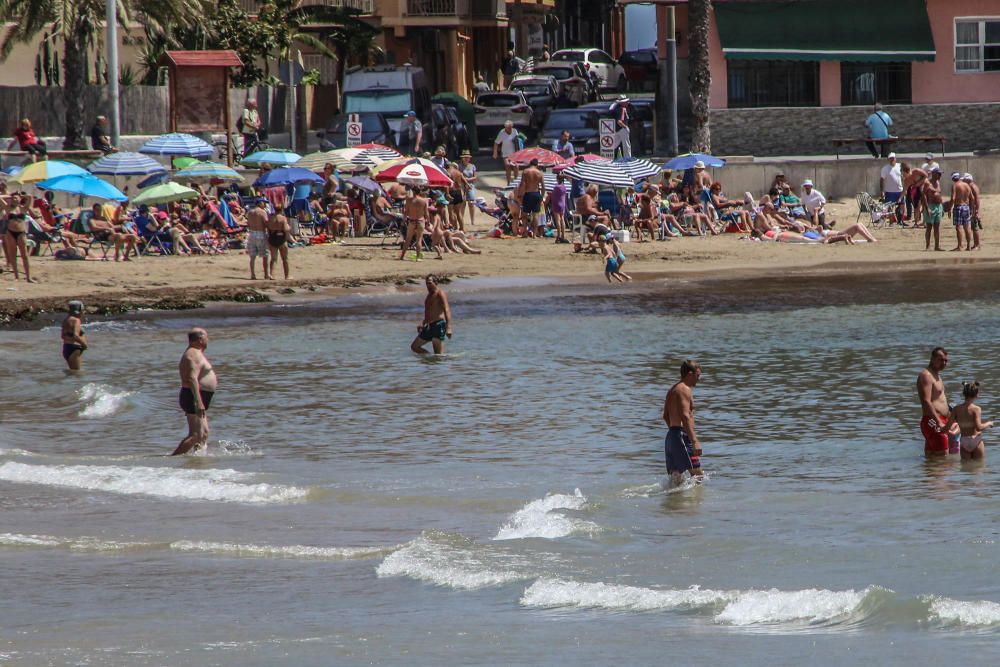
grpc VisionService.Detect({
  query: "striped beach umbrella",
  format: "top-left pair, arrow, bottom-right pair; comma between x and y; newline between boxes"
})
296,150 -> 364,173
241,149 -> 301,167
505,172 -> 559,192
561,160 -> 633,189
174,161 -> 244,183
373,158 -> 452,188
88,151 -> 167,176
350,145 -> 402,166
11,160 -> 88,184
506,147 -> 566,168
611,157 -> 662,182
139,133 -> 213,158
553,153 -> 610,172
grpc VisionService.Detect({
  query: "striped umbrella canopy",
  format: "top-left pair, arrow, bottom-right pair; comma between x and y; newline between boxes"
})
88,151 -> 167,176
174,161 -> 244,183
611,157 -> 662,182
350,145 -> 403,166
506,147 -> 566,168
11,159 -> 88,184
561,160 -> 633,189
373,158 -> 452,188
139,133 -> 213,158
253,167 -> 324,187
505,172 -> 559,192
36,173 -> 128,201
296,150 -> 366,174
131,182 -> 199,206
241,149 -> 301,167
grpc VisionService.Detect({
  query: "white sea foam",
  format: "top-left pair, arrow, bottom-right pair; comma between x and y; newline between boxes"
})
0,532 -> 150,551
0,533 -> 61,547
928,597 -> 1000,627
77,383 -> 133,418
715,588 -> 869,626
493,489 -> 600,540
376,532 -> 529,589
171,540 -> 396,560
0,462 -> 308,504
521,578 -> 734,611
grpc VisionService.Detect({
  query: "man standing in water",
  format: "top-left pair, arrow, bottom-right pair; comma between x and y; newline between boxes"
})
410,274 -> 452,355
172,328 -> 218,456
917,346 -> 955,456
663,360 -> 703,485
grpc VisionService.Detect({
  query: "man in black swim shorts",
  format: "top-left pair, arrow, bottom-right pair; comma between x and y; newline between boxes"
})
663,359 -> 703,485
172,328 -> 218,456
410,274 -> 453,355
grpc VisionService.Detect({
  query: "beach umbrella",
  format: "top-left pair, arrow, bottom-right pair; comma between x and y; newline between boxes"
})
373,158 -> 452,188
612,157 -> 662,182
553,153 -> 610,173
139,133 -> 213,158
0,165 -> 22,181
174,161 -> 244,183
36,173 -> 128,201
506,147 -> 566,168
296,150 -> 364,173
172,156 -> 200,170
131,181 -> 199,206
343,175 -> 383,194
561,160 -> 634,189
241,149 -> 301,167
254,167 -> 323,187
88,151 -> 167,176
137,171 -> 171,189
506,172 -> 559,192
11,159 -> 88,184
350,145 -> 402,166
663,152 -> 726,171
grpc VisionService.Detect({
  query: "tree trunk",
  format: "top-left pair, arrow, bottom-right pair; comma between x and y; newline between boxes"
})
687,0 -> 711,153
62,19 -> 91,150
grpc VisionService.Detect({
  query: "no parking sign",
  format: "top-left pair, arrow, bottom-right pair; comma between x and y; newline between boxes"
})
599,118 -> 615,158
346,113 -> 363,147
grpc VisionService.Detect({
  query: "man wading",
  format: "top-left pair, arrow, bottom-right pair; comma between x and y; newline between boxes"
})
411,275 -> 452,355
663,360 -> 703,485
172,328 -> 218,456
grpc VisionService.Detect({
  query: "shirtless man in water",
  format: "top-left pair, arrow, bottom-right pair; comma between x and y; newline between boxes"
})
400,188 -> 429,261
410,274 -> 452,355
663,360 -> 703,485
172,328 -> 218,456
917,346 -> 958,456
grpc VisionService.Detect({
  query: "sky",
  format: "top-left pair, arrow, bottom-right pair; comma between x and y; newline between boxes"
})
625,4 -> 658,51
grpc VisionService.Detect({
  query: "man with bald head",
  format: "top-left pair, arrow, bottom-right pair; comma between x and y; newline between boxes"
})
172,328 -> 218,456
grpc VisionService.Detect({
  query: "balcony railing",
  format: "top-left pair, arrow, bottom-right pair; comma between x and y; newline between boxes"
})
239,0 -> 375,15
406,0 -> 506,19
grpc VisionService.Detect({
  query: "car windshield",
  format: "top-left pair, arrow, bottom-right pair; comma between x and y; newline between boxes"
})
330,113 -> 383,131
535,67 -> 573,80
512,85 -> 549,95
620,51 -> 654,65
343,90 -> 412,116
545,112 -> 597,130
479,95 -> 520,107
552,51 -> 586,62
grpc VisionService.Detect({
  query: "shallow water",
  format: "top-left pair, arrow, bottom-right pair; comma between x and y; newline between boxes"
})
2,269 -> 1000,665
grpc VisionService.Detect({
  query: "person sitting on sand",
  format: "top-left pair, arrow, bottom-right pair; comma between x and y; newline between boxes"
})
327,194 -> 351,243
88,203 -> 138,261
708,182 -> 750,234
634,185 -> 660,242
944,381 -> 993,460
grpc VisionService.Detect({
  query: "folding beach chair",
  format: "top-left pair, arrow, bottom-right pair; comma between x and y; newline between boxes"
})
27,217 -> 61,256
70,211 -> 114,260
856,192 -> 896,228
135,217 -> 174,256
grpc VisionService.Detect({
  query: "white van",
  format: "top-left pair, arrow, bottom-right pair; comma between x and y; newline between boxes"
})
342,65 -> 432,137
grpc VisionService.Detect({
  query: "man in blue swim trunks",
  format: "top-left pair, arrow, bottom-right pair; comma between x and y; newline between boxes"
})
663,359 -> 703,485
411,274 -> 453,355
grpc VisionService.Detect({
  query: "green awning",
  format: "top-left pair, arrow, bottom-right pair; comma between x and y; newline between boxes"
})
715,0 -> 936,62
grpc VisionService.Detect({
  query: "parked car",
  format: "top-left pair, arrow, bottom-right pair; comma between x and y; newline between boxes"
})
618,48 -> 658,92
509,74 -> 559,128
578,100 -> 655,155
540,108 -> 601,156
531,61 -> 598,105
428,103 -> 460,158
444,106 -> 471,154
474,91 -> 534,146
551,47 -> 627,92
324,112 -> 398,150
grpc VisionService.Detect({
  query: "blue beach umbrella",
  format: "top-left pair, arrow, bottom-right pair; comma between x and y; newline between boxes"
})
253,167 -> 323,187
139,133 -> 214,158
37,173 -> 128,201
88,151 -> 167,176
343,175 -> 383,194
137,171 -> 171,189
663,153 -> 727,171
242,149 -> 302,167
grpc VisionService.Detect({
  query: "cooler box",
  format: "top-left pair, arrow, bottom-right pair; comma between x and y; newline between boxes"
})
610,229 -> 630,243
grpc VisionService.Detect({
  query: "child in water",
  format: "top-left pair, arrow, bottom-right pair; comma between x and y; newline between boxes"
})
945,381 -> 993,460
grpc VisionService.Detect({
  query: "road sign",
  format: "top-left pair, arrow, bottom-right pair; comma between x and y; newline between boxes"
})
599,118 -> 616,158
346,113 -> 362,147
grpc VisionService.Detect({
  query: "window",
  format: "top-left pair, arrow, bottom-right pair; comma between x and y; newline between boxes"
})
727,60 -> 819,108
955,18 -> 1000,72
590,50 -> 614,65
343,91 -> 413,115
841,63 -> 912,105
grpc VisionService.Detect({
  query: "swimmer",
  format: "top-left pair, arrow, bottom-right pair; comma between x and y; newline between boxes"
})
944,381 -> 993,460
60,300 -> 87,371
663,360 -> 703,486
172,328 -> 218,456
916,347 -> 958,456
410,274 -> 452,355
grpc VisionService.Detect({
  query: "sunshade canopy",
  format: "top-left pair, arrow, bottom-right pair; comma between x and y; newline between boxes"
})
715,0 -> 935,62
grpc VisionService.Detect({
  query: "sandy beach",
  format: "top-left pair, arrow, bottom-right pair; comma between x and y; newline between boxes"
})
2,192 -> 997,323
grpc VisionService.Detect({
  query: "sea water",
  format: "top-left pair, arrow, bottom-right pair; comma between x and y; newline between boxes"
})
1,270 -> 999,665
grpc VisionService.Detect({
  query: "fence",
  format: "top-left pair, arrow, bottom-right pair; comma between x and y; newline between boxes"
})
0,86 -> 170,137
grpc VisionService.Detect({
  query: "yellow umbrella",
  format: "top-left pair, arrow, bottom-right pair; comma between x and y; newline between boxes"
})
11,160 -> 88,184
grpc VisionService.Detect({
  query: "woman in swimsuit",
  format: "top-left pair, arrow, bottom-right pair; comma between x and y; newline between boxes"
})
460,151 -> 478,228
944,381 -> 993,460
61,300 -> 88,370
266,212 -> 291,279
5,195 -> 36,282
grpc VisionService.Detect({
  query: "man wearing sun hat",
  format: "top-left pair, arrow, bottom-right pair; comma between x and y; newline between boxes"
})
612,94 -> 632,158
399,111 -> 423,156
801,179 -> 828,229
962,173 -> 982,243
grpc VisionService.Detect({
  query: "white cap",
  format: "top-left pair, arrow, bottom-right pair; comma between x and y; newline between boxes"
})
962,173 -> 973,182
925,152 -> 934,160
694,160 -> 705,169
887,152 -> 896,159
802,179 -> 813,187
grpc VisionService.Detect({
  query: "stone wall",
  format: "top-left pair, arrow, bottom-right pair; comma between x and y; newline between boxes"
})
710,103 -> 1000,156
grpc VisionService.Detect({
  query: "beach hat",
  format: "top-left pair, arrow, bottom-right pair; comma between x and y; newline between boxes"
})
802,179 -> 813,187
962,173 -> 974,182
931,166 -> 942,174
951,171 -> 961,181
460,149 -> 472,157
155,211 -> 168,220
887,152 -> 896,159
694,160 -> 705,169
925,152 -> 934,160
406,110 -> 416,117
617,95 -> 630,104
68,300 -> 84,314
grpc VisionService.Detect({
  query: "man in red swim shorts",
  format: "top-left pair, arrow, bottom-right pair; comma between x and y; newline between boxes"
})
916,347 -> 954,455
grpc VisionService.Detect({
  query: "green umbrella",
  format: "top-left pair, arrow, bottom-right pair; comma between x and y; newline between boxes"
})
131,181 -> 200,206
173,157 -> 200,170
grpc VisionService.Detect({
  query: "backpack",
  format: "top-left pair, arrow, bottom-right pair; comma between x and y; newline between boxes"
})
236,115 -> 245,132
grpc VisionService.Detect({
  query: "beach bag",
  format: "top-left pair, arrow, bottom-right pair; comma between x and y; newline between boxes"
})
54,247 -> 85,260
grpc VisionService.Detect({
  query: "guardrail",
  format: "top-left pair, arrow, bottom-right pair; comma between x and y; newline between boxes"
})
406,0 -> 506,18
239,0 -> 374,15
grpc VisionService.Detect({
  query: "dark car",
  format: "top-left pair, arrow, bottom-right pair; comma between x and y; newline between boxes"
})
509,75 -> 559,129
578,100 -> 655,155
619,48 -> 658,92
324,112 -> 397,149
540,109 -> 600,156
428,103 -> 460,158
443,106 -> 471,153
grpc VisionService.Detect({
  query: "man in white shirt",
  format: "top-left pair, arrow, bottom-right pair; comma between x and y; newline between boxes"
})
880,153 -> 903,204
921,152 -> 940,174
493,120 -> 520,184
240,100 -> 262,157
801,179 -> 828,229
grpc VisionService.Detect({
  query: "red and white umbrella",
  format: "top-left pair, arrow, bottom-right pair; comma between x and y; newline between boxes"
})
373,158 -> 453,188
553,153 -> 611,172
506,147 -> 567,168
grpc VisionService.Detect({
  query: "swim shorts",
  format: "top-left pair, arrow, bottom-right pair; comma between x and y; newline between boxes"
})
605,257 -> 618,273
923,203 -> 943,227
920,414 -> 949,454
247,230 -> 269,259
665,426 -> 700,474
62,343 -> 85,361
884,191 -> 902,203
419,319 -> 448,341
179,387 -> 214,415
522,192 -> 542,214
953,204 -> 971,227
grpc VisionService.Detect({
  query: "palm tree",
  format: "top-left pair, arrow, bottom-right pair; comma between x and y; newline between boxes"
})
0,0 -> 208,148
687,0 -> 712,152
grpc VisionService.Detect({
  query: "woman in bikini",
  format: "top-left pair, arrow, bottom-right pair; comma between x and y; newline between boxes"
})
266,211 -> 291,279
5,195 -> 36,281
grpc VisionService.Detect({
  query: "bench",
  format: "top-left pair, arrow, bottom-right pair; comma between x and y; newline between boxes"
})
0,149 -> 104,167
831,136 -> 946,160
